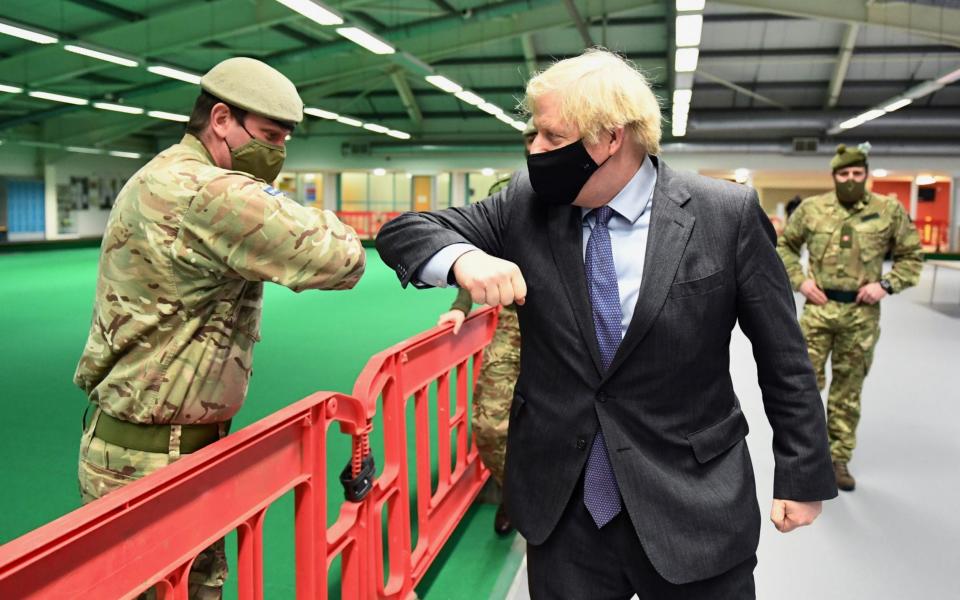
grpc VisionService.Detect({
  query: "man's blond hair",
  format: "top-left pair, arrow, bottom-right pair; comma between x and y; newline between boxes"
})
524,48 -> 661,155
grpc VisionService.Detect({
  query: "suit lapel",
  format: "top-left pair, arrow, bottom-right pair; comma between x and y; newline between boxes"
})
603,161 -> 694,380
547,204 -> 605,376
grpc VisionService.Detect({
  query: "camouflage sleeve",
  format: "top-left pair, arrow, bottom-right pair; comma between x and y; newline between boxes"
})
885,201 -> 923,292
776,201 -> 808,290
449,287 -> 473,314
184,175 -> 365,292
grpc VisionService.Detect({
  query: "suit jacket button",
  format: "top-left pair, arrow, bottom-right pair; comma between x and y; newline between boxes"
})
576,437 -> 586,450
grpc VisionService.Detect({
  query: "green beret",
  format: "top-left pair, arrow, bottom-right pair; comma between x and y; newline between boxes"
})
830,143 -> 869,171
201,57 -> 303,125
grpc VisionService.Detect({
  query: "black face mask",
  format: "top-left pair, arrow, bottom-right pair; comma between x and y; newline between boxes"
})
526,139 -> 608,205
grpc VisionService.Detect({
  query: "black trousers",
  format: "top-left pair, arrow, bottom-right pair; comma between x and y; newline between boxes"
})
526,479 -> 756,600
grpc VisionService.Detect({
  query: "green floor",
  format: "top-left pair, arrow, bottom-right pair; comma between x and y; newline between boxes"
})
0,247 -> 521,598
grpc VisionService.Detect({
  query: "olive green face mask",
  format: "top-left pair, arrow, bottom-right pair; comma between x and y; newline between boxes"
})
834,179 -> 866,205
228,127 -> 286,182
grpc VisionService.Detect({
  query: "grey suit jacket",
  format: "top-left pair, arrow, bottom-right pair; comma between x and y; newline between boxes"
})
375,157 -> 836,585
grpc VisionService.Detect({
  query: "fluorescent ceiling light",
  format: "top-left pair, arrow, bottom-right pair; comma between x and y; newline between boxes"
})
0,19 -> 58,44
478,102 -> 504,115
372,168 -> 386,176
66,146 -> 103,155
672,124 -> 687,137
304,107 -> 338,120
871,169 -> 889,177
674,48 -> 699,73
109,150 -> 142,159
0,84 -> 23,94
510,121 -> 526,132
64,44 -> 138,67
28,90 -> 88,105
495,112 -> 515,124
936,67 -> 960,85
673,89 -> 693,105
883,98 -> 912,112
916,174 -> 936,185
455,90 -> 484,105
147,65 -> 201,85
675,15 -> 703,48
274,0 -> 343,25
481,168 -> 495,177
859,109 -> 886,122
147,110 -> 189,122
336,116 -> 363,127
676,0 -> 705,11
387,129 -> 411,139
425,75 -> 462,93
93,102 -> 144,115
363,123 -> 389,133
336,27 -> 395,55
838,116 -> 865,129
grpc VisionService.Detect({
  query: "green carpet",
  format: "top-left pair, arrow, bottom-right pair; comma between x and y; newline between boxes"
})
0,247 -> 521,599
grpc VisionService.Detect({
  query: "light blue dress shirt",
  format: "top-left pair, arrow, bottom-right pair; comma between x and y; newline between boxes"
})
418,155 -> 658,339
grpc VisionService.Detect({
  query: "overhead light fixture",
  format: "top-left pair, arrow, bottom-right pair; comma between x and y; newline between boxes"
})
92,101 -> 144,115
883,98 -> 912,112
109,150 -> 142,159
66,146 -> 103,155
871,169 -> 889,177
336,27 -> 395,55
387,129 -> 411,139
480,168 -> 495,177
425,75 -> 462,93
675,15 -> 703,48
676,0 -> 705,11
372,168 -> 386,176
363,123 -> 389,133
304,107 -> 338,119
734,168 -> 750,183
916,174 -> 936,186
0,18 -> 58,45
0,83 -> 23,94
510,121 -> 526,132
336,115 -> 363,127
936,67 -> 960,85
147,110 -> 189,122
478,102 -> 504,116
64,44 -> 138,67
454,90 -> 484,106
495,113 -> 515,125
673,89 -> 693,105
147,65 -> 202,85
674,48 -> 699,73
859,109 -> 886,122
274,0 -> 343,25
672,123 -> 687,137
28,90 -> 88,105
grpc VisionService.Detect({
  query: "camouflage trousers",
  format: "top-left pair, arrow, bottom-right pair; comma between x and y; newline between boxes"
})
473,305 -> 521,486
800,301 -> 881,464
78,407 -> 228,599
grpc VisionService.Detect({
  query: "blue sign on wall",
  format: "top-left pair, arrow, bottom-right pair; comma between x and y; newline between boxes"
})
7,180 -> 44,234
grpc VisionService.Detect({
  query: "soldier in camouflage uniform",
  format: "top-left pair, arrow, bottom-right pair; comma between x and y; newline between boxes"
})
74,57 -> 365,598
777,143 -> 922,492
436,121 -> 536,535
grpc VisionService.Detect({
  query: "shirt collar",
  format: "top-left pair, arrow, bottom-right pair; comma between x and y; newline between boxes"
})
181,133 -> 216,166
582,154 -> 657,225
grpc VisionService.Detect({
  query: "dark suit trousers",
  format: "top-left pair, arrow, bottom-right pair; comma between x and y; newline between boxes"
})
526,477 -> 757,600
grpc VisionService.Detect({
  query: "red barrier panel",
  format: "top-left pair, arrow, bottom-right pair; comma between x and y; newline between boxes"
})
917,218 -> 949,252
336,212 -> 403,240
0,307 -> 499,599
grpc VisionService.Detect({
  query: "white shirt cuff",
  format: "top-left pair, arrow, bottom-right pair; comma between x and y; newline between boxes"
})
416,243 -> 478,288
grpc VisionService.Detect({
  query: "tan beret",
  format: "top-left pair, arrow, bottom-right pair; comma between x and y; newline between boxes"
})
830,143 -> 869,171
201,57 -> 303,124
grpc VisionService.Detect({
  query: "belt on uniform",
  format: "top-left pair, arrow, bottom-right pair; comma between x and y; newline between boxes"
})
823,289 -> 858,303
94,410 -> 226,454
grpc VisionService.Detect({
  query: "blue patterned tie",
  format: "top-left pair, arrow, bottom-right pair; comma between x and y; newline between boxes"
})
583,205 -> 623,528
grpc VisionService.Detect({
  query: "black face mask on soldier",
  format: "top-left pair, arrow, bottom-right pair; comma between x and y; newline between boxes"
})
526,139 -> 611,206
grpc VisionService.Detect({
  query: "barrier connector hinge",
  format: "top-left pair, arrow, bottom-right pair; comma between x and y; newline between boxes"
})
340,454 -> 375,502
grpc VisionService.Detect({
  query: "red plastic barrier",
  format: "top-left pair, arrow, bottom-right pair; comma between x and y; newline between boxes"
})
916,218 -> 949,252
0,307 -> 499,599
336,212 -> 403,240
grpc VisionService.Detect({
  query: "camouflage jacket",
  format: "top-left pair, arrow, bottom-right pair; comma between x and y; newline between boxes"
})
74,134 -> 365,424
777,190 -> 922,293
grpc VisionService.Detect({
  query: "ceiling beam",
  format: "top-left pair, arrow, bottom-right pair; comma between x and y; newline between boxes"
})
390,70 -> 423,128
724,0 -> 960,47
521,34 -> 539,79
825,24 -> 859,108
562,0 -> 596,48
66,0 -> 145,22
695,69 -> 791,110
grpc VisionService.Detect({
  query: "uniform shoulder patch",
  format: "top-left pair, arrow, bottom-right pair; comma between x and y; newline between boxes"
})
262,185 -> 284,197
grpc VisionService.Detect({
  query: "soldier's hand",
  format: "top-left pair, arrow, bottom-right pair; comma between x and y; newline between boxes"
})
856,282 -> 887,305
452,250 -> 527,307
437,309 -> 467,335
799,279 -> 828,305
770,499 -> 822,533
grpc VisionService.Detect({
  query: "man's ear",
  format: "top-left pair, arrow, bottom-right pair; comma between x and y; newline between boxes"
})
608,126 -> 626,154
209,103 -> 233,139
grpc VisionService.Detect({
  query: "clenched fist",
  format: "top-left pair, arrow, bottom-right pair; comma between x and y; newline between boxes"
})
452,250 -> 527,307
